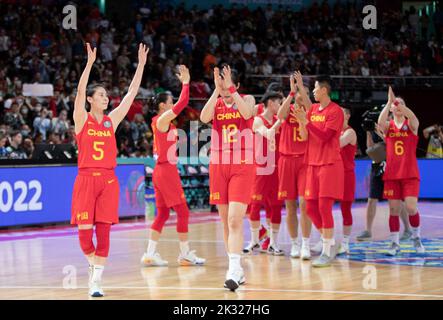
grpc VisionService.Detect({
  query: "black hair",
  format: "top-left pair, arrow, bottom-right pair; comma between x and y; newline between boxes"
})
10,130 -> 21,138
219,63 -> 239,85
85,84 -> 107,110
261,91 -> 284,106
315,75 -> 332,95
148,92 -> 172,111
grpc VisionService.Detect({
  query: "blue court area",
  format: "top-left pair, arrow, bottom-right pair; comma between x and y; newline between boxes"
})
338,238 -> 443,267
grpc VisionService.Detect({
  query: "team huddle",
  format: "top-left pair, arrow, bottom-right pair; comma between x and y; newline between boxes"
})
71,44 -> 425,297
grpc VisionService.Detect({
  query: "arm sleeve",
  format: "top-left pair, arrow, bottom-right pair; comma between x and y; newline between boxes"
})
172,84 -> 190,115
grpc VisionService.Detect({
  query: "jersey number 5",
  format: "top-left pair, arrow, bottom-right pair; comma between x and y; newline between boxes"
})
394,141 -> 404,156
93,141 -> 105,160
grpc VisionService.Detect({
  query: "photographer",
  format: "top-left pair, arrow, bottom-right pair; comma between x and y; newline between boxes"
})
356,109 -> 411,241
423,124 -> 443,158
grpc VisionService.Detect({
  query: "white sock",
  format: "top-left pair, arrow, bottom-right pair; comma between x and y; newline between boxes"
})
390,232 -> 400,245
322,238 -> 333,257
270,229 -> 279,247
228,253 -> 241,271
179,241 -> 190,255
251,228 -> 259,244
146,239 -> 157,256
92,265 -> 104,283
411,227 -> 420,239
302,237 -> 310,248
290,237 -> 299,246
342,235 -> 350,245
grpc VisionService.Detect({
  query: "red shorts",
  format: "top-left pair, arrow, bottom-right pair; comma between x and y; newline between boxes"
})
71,168 -> 120,225
305,161 -> 344,200
342,170 -> 356,202
153,163 -> 186,208
252,168 -> 282,206
383,178 -> 420,200
209,162 -> 255,205
278,155 -> 306,200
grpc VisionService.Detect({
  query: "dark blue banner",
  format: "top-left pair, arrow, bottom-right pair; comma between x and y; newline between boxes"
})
355,159 -> 443,200
0,164 -> 145,227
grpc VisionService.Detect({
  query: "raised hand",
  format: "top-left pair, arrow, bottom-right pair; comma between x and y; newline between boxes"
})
388,86 -> 395,105
294,71 -> 304,89
213,67 -> 223,92
138,43 -> 149,66
86,43 -> 96,65
289,74 -> 296,94
176,65 -> 190,84
222,65 -> 234,89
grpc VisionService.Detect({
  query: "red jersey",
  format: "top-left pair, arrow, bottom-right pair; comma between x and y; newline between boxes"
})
340,127 -> 357,171
254,114 -> 280,168
152,115 -> 178,165
306,102 -> 344,166
279,104 -> 308,156
76,113 -> 117,169
210,97 -> 254,152
255,103 -> 265,115
384,119 -> 419,180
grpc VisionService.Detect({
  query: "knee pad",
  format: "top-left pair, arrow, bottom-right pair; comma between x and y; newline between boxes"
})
340,201 -> 353,226
95,223 -> 111,258
173,203 -> 189,233
78,228 -> 95,255
270,205 -> 282,224
249,204 -> 261,222
151,207 -> 170,233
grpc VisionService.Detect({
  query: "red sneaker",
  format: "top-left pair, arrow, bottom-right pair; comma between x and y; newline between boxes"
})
260,237 -> 270,253
259,225 -> 268,242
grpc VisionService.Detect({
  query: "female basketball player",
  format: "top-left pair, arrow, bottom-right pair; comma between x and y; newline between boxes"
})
71,43 -> 149,297
140,65 -> 205,267
243,91 -> 284,255
200,65 -> 255,291
337,107 -> 357,255
377,86 -> 425,256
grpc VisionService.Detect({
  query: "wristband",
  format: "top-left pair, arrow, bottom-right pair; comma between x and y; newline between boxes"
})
228,86 -> 237,94
289,92 -> 295,97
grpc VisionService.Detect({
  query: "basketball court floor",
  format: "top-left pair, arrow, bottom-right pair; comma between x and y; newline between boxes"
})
1,202 -> 442,300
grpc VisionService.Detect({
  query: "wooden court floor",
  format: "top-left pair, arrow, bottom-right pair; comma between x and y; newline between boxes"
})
0,202 -> 442,300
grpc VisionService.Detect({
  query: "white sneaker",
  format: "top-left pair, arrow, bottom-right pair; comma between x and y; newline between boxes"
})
178,250 -> 206,266
312,240 -> 323,254
337,242 -> 350,255
300,245 -> 311,260
267,244 -> 284,256
224,269 -> 245,291
290,243 -> 301,258
242,241 -> 260,254
89,280 -> 104,297
412,237 -> 425,254
141,252 -> 169,267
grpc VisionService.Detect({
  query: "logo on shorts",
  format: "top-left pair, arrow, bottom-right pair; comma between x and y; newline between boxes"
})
76,211 -> 89,221
210,192 -> 220,201
107,179 -> 115,184
104,121 -> 112,128
305,190 -> 310,197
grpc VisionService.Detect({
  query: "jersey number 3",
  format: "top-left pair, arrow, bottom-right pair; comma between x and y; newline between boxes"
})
93,141 -> 105,160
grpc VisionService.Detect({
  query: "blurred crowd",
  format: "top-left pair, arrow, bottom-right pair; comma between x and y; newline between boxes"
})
0,0 -> 443,159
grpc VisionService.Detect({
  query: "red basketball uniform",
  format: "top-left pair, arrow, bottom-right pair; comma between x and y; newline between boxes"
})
251,114 -> 282,207
383,119 -> 420,200
278,104 -> 308,200
71,113 -> 120,225
340,127 -> 357,202
209,97 -> 255,205
304,102 -> 344,200
151,115 -> 186,208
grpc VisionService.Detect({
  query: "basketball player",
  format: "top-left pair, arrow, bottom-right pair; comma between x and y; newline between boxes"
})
377,86 -> 425,256
243,91 -> 284,255
71,43 -> 149,297
277,71 -> 312,260
141,65 -> 205,267
200,65 -> 255,291
292,75 -> 344,267
337,108 -> 357,255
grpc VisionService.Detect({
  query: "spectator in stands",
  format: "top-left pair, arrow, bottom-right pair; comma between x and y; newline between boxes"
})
33,107 -> 52,141
4,102 -> 25,130
51,109 -> 70,140
6,131 -> 27,159
0,131 -> 8,158
130,113 -> 150,142
23,138 -> 34,158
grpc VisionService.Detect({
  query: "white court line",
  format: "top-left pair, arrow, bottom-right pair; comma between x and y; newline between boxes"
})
0,285 -> 442,298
